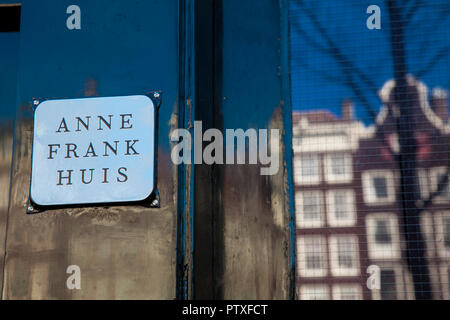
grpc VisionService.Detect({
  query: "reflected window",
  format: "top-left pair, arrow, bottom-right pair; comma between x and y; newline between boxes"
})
437,212 -> 450,258
448,268 -> 450,298
380,270 -> 397,300
443,217 -> 450,250
334,192 -> 349,219
373,177 -> 388,199
332,284 -> 362,300
362,170 -> 395,204
325,153 -> 352,183
329,235 -> 360,276
375,220 -> 392,245
366,214 -> 400,259
436,212 -> 450,258
299,285 -> 329,300
293,136 -> 302,147
437,173 -> 450,199
430,167 -> 450,201
296,191 -> 324,228
297,236 -> 327,277
294,154 -> 321,185
327,189 -> 356,227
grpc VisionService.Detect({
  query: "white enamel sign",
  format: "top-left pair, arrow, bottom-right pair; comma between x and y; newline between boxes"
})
30,95 -> 155,206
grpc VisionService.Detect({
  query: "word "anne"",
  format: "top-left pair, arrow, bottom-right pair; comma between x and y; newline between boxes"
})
47,114 -> 140,186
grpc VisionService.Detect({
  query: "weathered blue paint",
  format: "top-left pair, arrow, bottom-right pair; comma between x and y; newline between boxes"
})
279,0 -> 296,300
176,0 -> 196,299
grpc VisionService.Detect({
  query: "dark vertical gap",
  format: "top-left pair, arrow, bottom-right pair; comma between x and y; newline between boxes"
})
193,0 -> 215,299
0,4 -> 21,32
192,0 -> 224,299
211,0 -> 224,300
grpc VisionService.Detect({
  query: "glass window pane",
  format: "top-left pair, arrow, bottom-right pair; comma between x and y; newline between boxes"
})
375,220 -> 392,244
302,156 -> 318,177
444,217 -> 450,249
334,191 -> 348,219
331,154 -> 346,175
380,270 -> 397,300
303,193 -> 320,221
337,237 -> 355,268
373,177 -> 388,199
305,238 -> 325,270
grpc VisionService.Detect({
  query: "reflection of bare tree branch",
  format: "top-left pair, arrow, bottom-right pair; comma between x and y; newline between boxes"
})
295,0 -> 380,97
292,0 -> 447,299
344,73 -> 377,121
294,0 -> 449,207
293,18 -> 378,120
296,0 -> 450,205
292,23 -> 329,55
405,0 -> 422,23
294,57 -> 343,84
416,45 -> 450,78
293,0 -> 396,154
293,50 -> 378,120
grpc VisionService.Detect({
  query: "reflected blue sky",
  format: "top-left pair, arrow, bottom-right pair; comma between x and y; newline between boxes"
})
289,0 -> 450,124
2,2 -> 450,127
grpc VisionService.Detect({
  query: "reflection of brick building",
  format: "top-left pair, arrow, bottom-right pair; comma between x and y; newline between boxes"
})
293,77 -> 450,300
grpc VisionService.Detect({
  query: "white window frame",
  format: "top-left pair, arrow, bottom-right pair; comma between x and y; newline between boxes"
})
299,285 -> 330,300
417,168 -> 429,199
388,133 -> 400,154
366,213 -> 401,260
421,211 -> 435,258
435,211 -> 450,259
293,136 -> 302,148
294,154 -> 321,185
440,265 -> 450,300
329,235 -> 360,277
297,236 -> 328,278
324,153 -> 353,184
362,170 -> 396,205
332,284 -> 362,300
326,189 -> 356,227
295,191 -> 325,228
430,167 -> 450,203
371,264 -> 403,300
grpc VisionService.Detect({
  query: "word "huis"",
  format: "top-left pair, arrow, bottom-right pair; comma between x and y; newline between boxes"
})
48,114 -> 140,186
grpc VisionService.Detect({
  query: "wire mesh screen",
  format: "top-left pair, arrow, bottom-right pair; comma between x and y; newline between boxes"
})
289,0 -> 450,300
